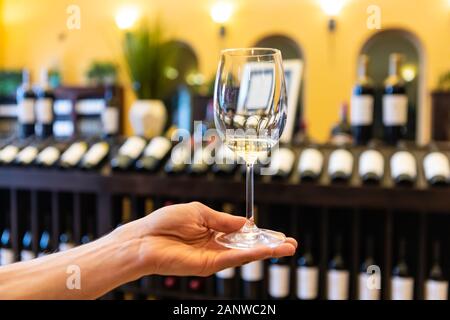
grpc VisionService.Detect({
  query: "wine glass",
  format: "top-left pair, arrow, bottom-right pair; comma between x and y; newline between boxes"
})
213,48 -> 287,249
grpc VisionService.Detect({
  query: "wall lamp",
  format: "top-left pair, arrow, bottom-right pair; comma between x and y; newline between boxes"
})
210,1 -> 233,38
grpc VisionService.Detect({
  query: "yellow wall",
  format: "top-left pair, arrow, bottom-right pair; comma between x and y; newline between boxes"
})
0,0 -> 449,142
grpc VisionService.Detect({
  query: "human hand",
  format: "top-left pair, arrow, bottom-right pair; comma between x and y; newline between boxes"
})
111,202 -> 297,277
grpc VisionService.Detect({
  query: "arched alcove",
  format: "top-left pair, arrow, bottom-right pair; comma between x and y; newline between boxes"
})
254,35 -> 305,143
359,29 -> 426,142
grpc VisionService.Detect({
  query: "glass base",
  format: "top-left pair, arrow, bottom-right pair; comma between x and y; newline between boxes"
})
215,228 -> 286,249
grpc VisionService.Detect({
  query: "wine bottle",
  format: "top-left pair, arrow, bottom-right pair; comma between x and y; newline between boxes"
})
269,147 -> 295,179
0,213 -> 14,265
36,140 -> 70,168
216,267 -> 235,298
38,212 -> 52,257
111,136 -> 146,171
164,140 -> 191,174
241,260 -> 264,299
212,143 -> 237,175
328,149 -> 354,182
101,85 -> 120,138
35,69 -> 55,139
327,234 -> 349,300
391,238 -> 414,300
59,211 -> 75,251
15,138 -> 50,166
135,135 -> 173,172
296,233 -> 319,300
330,102 -> 352,146
423,151 -> 450,186
351,55 -> 375,145
383,53 -> 408,145
358,236 -> 381,300
298,148 -> 323,181
59,140 -> 89,169
0,137 -> 34,166
358,149 -> 384,184
390,150 -> 416,186
80,141 -> 110,170
425,241 -> 448,300
269,257 -> 291,299
20,214 -> 35,261
16,70 -> 36,139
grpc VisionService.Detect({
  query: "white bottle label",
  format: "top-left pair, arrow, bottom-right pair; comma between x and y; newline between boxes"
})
17,146 -> 38,164
144,137 -> 172,160
170,143 -> 191,165
58,243 -> 76,252
20,249 -> 36,261
327,270 -> 350,300
101,106 -> 119,135
241,260 -> 264,282
0,145 -> 19,163
61,142 -> 88,166
328,149 -> 354,177
35,98 -> 53,124
37,146 -> 60,166
358,273 -> 381,300
0,248 -> 14,265
390,151 -> 417,180
299,148 -> 323,176
423,152 -> 450,182
359,150 -> 384,179
425,279 -> 448,300
216,267 -> 235,279
119,136 -> 146,159
297,266 -> 319,300
270,148 -> 295,175
351,95 -> 374,125
17,99 -> 35,123
382,95 -> 408,126
83,142 -> 109,166
391,276 -> 414,300
269,264 -> 290,298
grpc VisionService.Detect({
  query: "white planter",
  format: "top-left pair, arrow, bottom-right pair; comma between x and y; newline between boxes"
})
129,99 -> 167,139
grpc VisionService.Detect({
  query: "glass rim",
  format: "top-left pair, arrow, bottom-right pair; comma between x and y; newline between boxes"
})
220,47 -> 281,58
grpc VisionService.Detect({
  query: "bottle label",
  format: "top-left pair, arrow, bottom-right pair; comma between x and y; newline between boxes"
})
17,99 -> 35,123
241,260 -> 263,282
299,148 -> 323,176
297,266 -> 319,300
0,145 -> 19,163
119,136 -> 146,159
328,149 -> 354,177
170,143 -> 191,165
20,250 -> 36,261
270,148 -> 295,175
382,95 -> 408,126
144,137 -> 172,160
391,276 -> 414,300
327,270 -> 350,300
269,264 -> 290,298
351,95 -> 374,125
61,142 -> 88,166
101,106 -> 119,135
390,151 -> 417,180
59,243 -> 75,252
425,280 -> 448,300
83,142 -> 109,166
216,267 -> 235,279
358,273 -> 381,300
37,146 -> 60,166
358,150 -> 384,179
17,146 -> 38,164
0,248 -> 14,265
36,98 -> 53,124
423,152 -> 450,182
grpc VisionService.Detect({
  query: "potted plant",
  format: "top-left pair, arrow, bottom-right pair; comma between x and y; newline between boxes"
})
86,61 -> 118,86
123,22 -> 178,138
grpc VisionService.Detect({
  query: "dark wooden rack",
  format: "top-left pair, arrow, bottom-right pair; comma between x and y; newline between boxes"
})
0,143 -> 449,300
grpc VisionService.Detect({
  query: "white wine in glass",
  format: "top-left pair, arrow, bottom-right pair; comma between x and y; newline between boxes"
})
214,48 -> 288,249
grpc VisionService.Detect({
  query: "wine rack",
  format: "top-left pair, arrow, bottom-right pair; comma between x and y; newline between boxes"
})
0,143 -> 449,300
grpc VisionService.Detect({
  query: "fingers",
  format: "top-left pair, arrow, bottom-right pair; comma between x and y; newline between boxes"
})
192,202 -> 246,233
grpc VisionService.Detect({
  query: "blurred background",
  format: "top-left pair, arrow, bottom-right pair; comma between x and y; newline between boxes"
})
0,0 -> 449,300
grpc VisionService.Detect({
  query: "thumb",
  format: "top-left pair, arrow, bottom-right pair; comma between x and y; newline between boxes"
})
196,203 -> 246,233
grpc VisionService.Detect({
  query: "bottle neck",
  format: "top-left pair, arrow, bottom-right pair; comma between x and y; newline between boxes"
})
389,56 -> 402,78
432,241 -> 441,264
398,238 -> 407,262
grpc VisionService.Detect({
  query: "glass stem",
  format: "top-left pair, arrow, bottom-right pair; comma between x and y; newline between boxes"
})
243,162 -> 257,232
